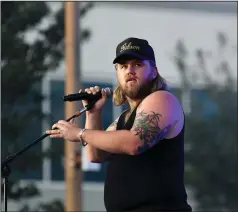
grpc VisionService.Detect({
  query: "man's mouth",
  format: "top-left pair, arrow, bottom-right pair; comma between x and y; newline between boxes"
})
126,78 -> 137,82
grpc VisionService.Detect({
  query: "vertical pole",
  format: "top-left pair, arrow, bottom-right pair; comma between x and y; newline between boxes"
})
64,2 -> 82,211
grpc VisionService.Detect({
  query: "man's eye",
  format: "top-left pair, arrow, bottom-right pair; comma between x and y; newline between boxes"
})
135,63 -> 142,67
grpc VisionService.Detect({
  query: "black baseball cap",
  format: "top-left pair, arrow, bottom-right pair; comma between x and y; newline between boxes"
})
113,37 -> 156,64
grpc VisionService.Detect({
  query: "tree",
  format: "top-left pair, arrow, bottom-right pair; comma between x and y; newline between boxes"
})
173,32 -> 237,211
1,2 -> 93,211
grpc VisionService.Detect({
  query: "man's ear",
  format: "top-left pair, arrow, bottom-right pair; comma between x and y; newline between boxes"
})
153,66 -> 158,79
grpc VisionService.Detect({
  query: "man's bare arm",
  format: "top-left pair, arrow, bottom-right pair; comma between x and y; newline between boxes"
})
131,110 -> 178,154
80,91 -> 184,156
131,91 -> 184,154
85,113 -> 118,163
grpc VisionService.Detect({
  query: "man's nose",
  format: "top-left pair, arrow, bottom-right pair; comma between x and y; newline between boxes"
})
126,65 -> 136,75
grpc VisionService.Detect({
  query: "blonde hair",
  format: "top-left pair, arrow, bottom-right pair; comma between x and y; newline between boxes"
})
113,61 -> 168,106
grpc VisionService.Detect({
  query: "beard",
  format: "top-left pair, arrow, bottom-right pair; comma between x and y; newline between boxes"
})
119,81 -> 152,100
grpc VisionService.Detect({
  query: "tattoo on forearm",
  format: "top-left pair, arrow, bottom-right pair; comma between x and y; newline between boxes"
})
131,110 -> 177,153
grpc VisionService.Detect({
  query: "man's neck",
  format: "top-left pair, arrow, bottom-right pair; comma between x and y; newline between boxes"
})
126,97 -> 142,113
123,98 -> 141,123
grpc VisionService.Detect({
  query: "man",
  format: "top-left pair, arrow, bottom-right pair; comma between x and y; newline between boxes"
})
47,37 -> 192,212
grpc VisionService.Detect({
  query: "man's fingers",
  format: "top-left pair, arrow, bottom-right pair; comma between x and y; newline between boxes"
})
51,122 -> 66,130
49,133 -> 63,138
58,120 -> 68,125
52,123 -> 58,130
85,88 -> 92,94
101,89 -> 107,98
46,129 -> 60,134
69,118 -> 75,124
84,86 -> 101,95
90,87 -> 96,94
94,86 -> 100,92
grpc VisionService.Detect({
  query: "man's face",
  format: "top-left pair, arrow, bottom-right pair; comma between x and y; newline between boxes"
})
116,59 -> 156,99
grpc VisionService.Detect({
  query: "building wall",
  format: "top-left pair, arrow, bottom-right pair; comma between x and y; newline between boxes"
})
48,2 -> 237,87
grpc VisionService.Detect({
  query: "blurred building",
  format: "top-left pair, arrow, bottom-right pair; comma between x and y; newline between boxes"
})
8,2 -> 237,211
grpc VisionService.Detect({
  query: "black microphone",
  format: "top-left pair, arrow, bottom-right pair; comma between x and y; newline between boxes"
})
63,87 -> 113,102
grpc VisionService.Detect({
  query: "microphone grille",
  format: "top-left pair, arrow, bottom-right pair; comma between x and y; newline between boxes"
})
103,87 -> 113,98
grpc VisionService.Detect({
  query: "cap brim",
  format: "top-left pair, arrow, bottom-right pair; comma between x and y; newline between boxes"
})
113,51 -> 147,64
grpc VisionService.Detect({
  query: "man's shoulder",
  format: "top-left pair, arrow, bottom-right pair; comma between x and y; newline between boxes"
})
141,90 -> 181,108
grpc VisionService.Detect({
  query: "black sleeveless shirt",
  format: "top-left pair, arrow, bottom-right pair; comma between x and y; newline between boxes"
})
104,102 -> 192,212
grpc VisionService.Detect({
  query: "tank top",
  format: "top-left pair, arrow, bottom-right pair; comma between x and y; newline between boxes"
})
104,98 -> 192,212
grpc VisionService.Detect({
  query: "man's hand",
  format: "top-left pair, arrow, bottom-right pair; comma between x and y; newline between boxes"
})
81,86 -> 108,114
46,120 -> 81,142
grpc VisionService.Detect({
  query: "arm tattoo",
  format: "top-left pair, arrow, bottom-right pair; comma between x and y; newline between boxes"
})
131,110 -> 176,153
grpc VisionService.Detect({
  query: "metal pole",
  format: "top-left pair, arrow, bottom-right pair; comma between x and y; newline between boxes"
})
64,2 -> 82,211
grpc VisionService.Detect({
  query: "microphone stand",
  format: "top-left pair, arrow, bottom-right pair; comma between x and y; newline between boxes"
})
1,103 -> 94,212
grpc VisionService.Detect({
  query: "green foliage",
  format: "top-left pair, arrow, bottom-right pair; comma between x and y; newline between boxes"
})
1,2 -> 93,211
19,199 -> 64,212
185,88 -> 237,211
173,32 -> 237,211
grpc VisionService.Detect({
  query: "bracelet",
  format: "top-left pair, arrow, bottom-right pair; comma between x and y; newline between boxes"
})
78,128 -> 88,146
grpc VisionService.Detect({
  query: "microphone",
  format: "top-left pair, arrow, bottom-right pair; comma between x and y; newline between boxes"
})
63,87 -> 113,102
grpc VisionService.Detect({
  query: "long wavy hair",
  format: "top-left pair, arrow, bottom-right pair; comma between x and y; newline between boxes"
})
113,61 -> 168,106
